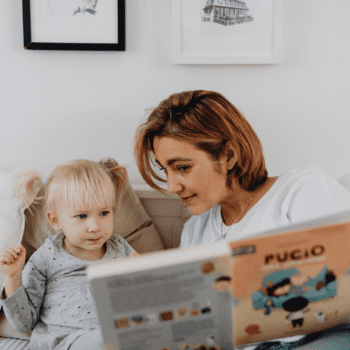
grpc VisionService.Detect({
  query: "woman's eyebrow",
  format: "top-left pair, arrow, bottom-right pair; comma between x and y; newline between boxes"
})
155,157 -> 192,167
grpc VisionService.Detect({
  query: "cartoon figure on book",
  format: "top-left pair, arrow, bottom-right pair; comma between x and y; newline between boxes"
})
134,90 -> 350,349
0,159 -> 138,350
252,267 -> 338,314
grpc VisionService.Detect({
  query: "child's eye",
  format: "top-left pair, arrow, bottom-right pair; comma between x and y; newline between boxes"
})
76,214 -> 87,219
100,211 -> 110,217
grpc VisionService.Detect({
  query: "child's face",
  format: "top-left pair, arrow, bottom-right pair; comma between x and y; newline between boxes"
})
48,201 -> 114,260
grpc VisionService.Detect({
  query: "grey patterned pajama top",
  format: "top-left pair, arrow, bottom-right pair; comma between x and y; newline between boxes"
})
0,231 -> 134,350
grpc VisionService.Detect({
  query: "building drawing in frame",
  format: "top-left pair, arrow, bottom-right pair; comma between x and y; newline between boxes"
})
202,0 -> 253,26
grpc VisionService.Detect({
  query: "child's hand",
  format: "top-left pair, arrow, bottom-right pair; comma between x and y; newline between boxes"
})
0,244 -> 26,278
130,251 -> 139,258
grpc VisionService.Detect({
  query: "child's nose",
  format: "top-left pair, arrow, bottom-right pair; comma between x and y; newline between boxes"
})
87,217 -> 100,232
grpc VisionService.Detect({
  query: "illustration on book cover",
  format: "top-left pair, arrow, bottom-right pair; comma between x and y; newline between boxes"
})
230,227 -> 350,347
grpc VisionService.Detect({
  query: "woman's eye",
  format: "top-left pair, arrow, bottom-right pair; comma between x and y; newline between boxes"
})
76,214 -> 87,219
158,167 -> 168,175
100,211 -> 110,217
177,166 -> 190,173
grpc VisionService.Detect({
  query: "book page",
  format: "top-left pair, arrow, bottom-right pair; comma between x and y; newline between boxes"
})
229,221 -> 350,347
90,254 -> 234,350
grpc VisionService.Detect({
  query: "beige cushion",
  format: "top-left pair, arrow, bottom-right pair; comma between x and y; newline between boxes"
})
125,223 -> 165,253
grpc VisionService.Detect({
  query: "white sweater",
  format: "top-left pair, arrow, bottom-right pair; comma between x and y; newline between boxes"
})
180,166 -> 350,248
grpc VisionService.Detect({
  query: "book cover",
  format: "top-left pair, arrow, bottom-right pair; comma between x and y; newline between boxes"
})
88,242 -> 234,350
229,220 -> 350,347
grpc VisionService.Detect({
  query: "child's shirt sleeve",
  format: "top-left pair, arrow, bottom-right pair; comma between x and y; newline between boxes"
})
0,247 -> 47,332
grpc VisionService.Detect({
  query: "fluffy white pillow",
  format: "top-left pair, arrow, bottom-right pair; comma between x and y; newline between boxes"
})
0,169 -> 42,302
0,170 -> 27,299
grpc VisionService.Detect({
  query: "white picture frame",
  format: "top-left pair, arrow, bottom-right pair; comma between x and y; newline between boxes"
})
172,0 -> 283,64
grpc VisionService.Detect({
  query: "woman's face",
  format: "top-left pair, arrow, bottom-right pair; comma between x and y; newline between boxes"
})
153,136 -> 229,215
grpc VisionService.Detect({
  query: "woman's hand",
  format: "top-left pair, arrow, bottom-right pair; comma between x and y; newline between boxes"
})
0,244 -> 26,278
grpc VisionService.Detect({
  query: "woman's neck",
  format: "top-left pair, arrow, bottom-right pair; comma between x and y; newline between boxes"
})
220,176 -> 278,226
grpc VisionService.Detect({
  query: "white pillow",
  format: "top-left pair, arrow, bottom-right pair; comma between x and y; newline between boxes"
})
0,168 -> 42,301
0,170 -> 27,300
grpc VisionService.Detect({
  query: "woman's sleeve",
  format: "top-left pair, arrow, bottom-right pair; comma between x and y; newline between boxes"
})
287,167 -> 350,224
0,251 -> 47,332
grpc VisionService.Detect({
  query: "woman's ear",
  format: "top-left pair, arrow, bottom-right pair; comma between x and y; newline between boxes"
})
225,143 -> 238,171
46,211 -> 62,232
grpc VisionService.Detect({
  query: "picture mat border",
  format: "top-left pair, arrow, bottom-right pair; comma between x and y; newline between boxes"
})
22,0 -> 126,51
172,0 -> 283,64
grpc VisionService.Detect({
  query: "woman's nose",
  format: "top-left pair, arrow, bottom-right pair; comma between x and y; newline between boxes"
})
167,174 -> 183,194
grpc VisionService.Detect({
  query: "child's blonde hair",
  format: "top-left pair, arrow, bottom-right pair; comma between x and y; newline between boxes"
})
45,158 -> 127,213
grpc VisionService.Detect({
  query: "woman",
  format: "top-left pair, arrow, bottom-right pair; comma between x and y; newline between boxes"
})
134,90 -> 350,349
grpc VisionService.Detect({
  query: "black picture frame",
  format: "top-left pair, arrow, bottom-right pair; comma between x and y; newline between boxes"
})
22,0 -> 126,51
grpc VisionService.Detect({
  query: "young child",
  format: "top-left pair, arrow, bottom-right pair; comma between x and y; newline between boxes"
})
0,159 -> 139,350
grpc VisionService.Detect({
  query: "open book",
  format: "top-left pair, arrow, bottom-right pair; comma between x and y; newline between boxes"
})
86,211 -> 350,350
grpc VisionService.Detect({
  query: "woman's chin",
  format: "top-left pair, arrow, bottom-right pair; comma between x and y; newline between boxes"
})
186,203 -> 211,216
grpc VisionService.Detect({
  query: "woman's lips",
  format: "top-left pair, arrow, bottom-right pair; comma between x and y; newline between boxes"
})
181,194 -> 196,203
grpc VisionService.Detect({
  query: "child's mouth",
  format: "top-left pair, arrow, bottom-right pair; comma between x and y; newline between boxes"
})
87,238 -> 101,243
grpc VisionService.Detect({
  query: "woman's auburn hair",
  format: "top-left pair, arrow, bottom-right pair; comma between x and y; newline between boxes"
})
134,90 -> 268,192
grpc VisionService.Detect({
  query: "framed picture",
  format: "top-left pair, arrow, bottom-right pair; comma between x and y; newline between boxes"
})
172,0 -> 283,64
22,0 -> 125,51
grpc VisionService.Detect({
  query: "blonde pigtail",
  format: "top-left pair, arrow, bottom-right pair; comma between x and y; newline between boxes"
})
99,157 -> 128,196
13,168 -> 44,209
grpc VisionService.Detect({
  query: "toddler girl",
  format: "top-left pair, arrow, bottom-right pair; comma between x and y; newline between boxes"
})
0,159 -> 138,350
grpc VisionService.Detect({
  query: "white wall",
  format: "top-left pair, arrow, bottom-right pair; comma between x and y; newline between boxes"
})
1,0 -> 350,184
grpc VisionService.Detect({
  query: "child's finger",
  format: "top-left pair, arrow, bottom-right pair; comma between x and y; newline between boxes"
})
0,256 -> 9,265
6,251 -> 16,264
0,253 -> 14,265
17,245 -> 26,257
5,247 -> 21,259
5,255 -> 14,265
18,244 -> 26,252
130,251 -> 139,258
2,246 -> 20,255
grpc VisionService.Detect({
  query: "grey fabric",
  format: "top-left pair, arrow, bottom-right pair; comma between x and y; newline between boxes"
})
0,337 -> 30,350
0,232 -> 133,350
62,328 -> 103,350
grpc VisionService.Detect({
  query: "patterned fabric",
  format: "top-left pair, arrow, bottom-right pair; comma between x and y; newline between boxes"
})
0,232 -> 134,350
0,337 -> 30,350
